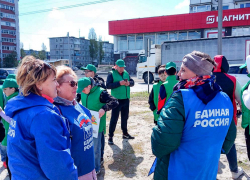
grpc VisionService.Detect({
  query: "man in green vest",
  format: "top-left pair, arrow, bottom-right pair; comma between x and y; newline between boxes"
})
106,59 -> 135,145
148,65 -> 167,125
240,55 -> 250,161
77,77 -> 118,174
157,62 -> 179,114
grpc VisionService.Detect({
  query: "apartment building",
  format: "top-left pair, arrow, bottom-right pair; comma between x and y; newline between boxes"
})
0,0 -> 20,60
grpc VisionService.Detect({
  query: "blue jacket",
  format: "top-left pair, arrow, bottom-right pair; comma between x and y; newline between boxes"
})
151,78 -> 237,180
5,93 -> 78,180
54,98 -> 95,177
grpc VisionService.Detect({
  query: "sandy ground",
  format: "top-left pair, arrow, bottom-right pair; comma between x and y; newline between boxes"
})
0,99 -> 249,180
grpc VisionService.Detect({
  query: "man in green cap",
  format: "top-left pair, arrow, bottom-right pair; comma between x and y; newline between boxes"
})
0,78 -> 18,175
81,64 -> 106,89
148,65 -> 167,125
157,62 -> 179,114
79,64 -> 107,164
77,77 -> 118,174
106,59 -> 135,145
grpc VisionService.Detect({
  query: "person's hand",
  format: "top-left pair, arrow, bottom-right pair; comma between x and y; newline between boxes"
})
120,80 -> 126,86
0,107 -> 2,112
125,81 -> 130,86
99,109 -> 105,118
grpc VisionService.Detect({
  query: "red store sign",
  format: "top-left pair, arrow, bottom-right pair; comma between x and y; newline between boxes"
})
109,7 -> 250,35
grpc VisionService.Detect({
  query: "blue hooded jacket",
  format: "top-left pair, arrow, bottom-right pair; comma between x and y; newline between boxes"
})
5,93 -> 78,180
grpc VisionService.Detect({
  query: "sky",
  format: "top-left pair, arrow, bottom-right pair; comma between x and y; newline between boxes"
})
19,0 -> 190,51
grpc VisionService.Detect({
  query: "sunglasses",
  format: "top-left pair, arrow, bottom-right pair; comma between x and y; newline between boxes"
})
62,80 -> 78,87
27,61 -> 52,74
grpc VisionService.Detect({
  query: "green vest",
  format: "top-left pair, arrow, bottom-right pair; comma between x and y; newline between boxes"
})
110,70 -> 130,99
241,80 -> 250,135
153,81 -> 163,121
163,75 -> 179,100
81,86 -> 107,134
2,91 -> 18,146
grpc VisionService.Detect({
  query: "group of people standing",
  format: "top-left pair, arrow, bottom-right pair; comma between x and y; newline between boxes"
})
0,51 -> 250,180
0,56 -> 134,179
149,51 -> 250,180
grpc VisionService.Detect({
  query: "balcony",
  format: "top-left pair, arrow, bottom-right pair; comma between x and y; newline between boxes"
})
190,0 -> 212,5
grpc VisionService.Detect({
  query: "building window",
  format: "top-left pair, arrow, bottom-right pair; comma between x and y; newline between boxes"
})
55,45 -> 57,48
60,38 -> 62,42
205,29 -> 225,38
128,35 -> 135,50
144,34 -> 155,45
192,5 -> 211,13
56,39 -> 58,42
232,27 -> 250,36
240,3 -> 250,8
223,6 -> 229,10
178,32 -> 188,40
61,51 -> 63,54
56,51 -> 58,54
118,36 -> 127,50
157,33 -> 168,44
60,45 -> 63,48
169,32 -> 178,41
188,31 -> 201,40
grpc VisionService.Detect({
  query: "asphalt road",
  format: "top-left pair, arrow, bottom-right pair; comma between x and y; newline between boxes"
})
76,71 -> 153,93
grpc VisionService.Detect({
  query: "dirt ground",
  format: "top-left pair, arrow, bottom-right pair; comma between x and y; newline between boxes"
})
0,94 -> 249,180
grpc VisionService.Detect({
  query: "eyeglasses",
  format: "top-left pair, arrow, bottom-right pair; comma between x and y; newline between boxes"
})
62,80 -> 78,87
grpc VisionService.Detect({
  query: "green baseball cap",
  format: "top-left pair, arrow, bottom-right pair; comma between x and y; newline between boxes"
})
81,64 -> 96,73
116,59 -> 126,67
166,62 -> 176,70
77,77 -> 91,93
6,74 -> 16,79
2,79 -> 18,89
240,62 -> 247,69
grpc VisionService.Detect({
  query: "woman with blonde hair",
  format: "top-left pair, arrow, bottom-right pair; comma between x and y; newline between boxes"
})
5,56 -> 78,180
54,65 -> 96,180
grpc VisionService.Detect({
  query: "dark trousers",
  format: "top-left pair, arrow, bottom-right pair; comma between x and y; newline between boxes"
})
109,99 -> 129,137
101,132 -> 104,159
6,156 -> 11,179
245,125 -> 250,161
226,144 -> 238,172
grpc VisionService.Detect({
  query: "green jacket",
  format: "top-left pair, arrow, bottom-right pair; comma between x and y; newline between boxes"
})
241,80 -> 250,134
110,69 -> 130,99
151,91 -> 236,180
81,86 -> 107,134
162,75 -> 179,100
153,81 -> 163,121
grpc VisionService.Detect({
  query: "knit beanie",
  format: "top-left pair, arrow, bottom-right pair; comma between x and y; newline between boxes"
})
2,79 -> 18,89
182,53 -> 214,76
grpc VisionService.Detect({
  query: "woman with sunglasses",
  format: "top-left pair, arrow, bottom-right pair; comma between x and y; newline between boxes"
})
54,65 -> 96,180
5,57 -> 78,179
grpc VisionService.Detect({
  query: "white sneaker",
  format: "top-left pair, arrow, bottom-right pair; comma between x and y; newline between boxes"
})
231,167 -> 243,179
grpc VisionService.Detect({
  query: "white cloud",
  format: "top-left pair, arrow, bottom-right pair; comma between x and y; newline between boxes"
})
175,0 -> 189,9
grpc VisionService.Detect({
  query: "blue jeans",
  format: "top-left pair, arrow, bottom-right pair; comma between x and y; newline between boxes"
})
93,132 -> 102,172
101,133 -> 105,159
226,144 -> 238,172
0,145 -> 7,162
